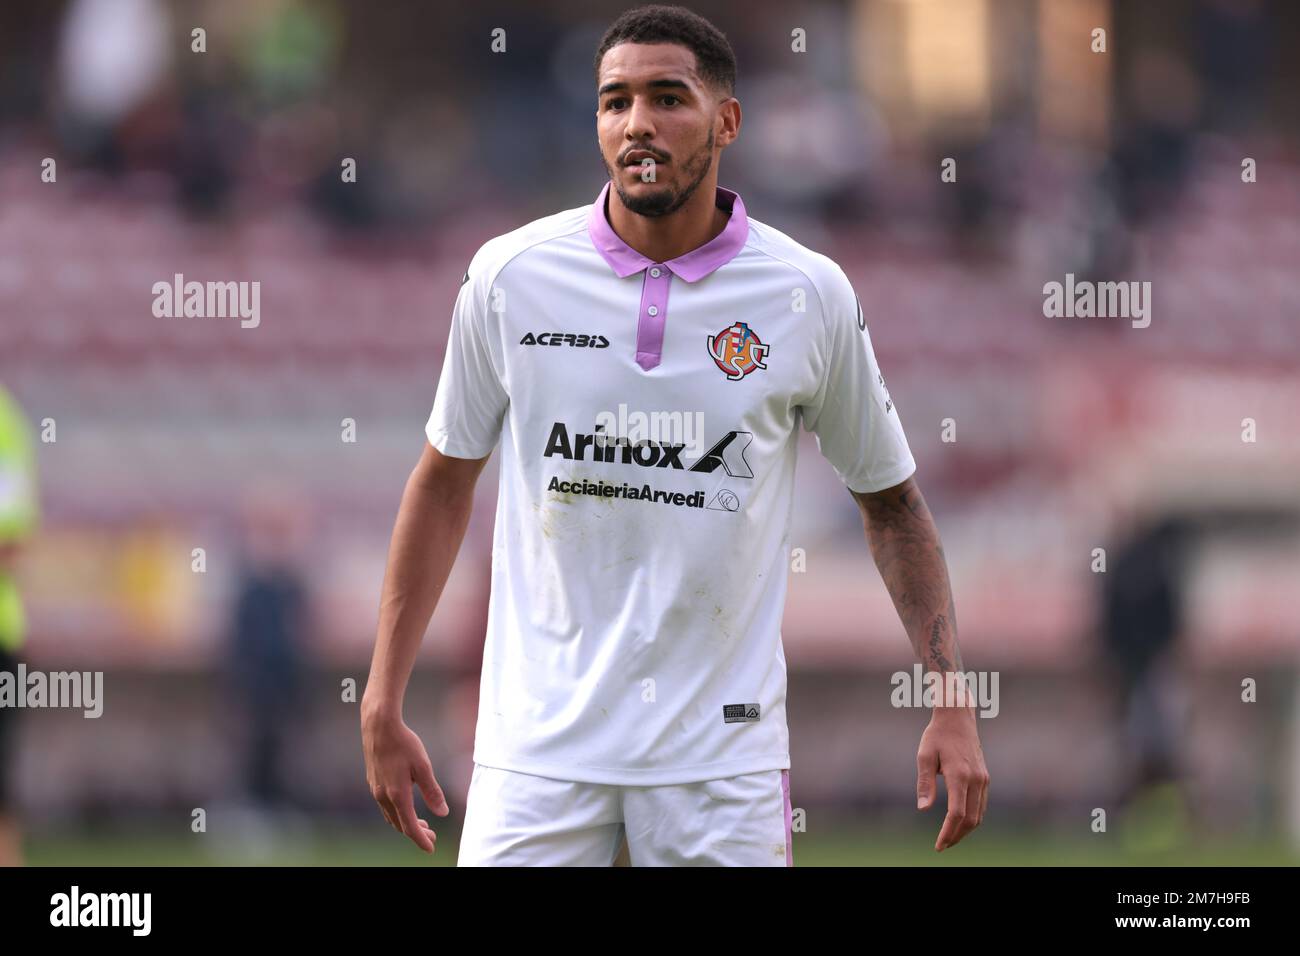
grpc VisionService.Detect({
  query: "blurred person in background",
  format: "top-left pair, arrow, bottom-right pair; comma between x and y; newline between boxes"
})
54,0 -> 173,175
1100,515 -> 1192,845
222,483 -> 314,831
0,385 -> 40,867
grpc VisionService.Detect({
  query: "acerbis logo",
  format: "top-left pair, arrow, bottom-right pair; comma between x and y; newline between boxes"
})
543,422 -> 753,478
520,332 -> 610,348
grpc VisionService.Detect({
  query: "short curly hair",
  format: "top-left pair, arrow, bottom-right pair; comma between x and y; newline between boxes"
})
593,5 -> 737,99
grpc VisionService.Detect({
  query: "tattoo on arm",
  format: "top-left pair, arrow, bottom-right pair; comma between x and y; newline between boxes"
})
852,478 -> 963,674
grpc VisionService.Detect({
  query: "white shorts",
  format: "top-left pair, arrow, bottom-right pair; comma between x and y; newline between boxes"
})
457,763 -> 794,867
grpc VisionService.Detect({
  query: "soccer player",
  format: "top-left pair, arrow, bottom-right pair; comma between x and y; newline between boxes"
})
0,383 -> 39,868
362,4 -> 988,866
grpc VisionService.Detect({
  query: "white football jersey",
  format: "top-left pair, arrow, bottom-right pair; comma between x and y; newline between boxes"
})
426,182 -> 915,784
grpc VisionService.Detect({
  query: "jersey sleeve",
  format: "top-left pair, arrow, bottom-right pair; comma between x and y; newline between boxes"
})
425,257 -> 509,459
799,266 -> 916,494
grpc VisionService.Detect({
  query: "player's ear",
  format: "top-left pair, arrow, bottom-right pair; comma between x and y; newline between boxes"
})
717,96 -> 741,146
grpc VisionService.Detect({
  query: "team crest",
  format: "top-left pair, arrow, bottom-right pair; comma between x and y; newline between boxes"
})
707,322 -> 770,381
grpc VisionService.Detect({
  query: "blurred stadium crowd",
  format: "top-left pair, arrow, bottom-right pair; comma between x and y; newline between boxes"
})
0,0 -> 1297,860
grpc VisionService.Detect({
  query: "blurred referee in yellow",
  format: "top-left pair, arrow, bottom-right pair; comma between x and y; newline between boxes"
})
0,384 -> 39,867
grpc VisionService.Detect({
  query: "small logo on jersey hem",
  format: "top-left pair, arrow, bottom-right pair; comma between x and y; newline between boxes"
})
707,488 -> 741,512
723,703 -> 761,724
707,322 -> 769,380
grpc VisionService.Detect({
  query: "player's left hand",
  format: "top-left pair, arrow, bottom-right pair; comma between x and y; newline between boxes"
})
915,706 -> 989,851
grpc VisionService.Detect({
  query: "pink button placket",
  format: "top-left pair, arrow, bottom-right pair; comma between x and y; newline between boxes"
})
635,265 -> 673,370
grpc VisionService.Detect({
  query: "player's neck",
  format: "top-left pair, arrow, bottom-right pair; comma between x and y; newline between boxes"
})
606,179 -> 729,264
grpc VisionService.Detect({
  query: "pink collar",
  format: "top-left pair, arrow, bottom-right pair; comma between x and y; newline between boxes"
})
587,180 -> 749,282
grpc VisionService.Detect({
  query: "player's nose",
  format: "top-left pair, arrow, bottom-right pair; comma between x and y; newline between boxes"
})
623,95 -> 656,141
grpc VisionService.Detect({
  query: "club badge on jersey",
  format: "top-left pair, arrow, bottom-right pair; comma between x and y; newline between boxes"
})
707,322 -> 770,381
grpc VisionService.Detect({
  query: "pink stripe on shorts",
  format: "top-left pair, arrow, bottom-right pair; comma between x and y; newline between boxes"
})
782,769 -> 793,867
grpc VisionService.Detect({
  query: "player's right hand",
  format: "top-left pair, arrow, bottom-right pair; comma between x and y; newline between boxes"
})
361,709 -> 449,854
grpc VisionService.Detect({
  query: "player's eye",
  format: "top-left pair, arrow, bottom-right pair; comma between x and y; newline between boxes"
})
605,94 -> 681,110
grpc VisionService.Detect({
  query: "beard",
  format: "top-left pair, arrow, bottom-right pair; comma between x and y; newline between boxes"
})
608,126 -> 715,218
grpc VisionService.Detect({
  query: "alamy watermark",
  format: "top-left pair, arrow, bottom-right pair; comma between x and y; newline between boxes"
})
890,664 -> 999,718
152,273 -> 260,328
1043,273 -> 1151,328
593,403 -> 706,459
50,886 -> 150,935
0,665 -> 103,718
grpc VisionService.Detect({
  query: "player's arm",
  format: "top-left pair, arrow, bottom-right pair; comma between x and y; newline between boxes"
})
851,475 -> 989,851
361,440 -> 490,853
